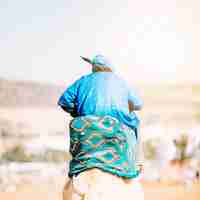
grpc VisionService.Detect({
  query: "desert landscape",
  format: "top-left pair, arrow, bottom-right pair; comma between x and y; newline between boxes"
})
0,78 -> 200,199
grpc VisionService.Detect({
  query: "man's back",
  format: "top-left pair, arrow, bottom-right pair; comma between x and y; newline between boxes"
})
76,72 -> 130,117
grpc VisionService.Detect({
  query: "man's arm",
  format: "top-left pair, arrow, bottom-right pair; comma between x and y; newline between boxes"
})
135,128 -> 144,172
57,80 -> 79,117
128,88 -> 144,172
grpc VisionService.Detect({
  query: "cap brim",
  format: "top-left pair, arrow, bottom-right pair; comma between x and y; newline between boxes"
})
80,56 -> 93,64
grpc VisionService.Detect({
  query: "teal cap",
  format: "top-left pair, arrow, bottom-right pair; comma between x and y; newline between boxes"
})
81,55 -> 115,71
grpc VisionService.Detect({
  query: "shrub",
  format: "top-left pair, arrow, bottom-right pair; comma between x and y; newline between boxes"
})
1,144 -> 34,162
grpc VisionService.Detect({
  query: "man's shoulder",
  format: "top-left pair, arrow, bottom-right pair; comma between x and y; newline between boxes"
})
74,73 -> 93,83
111,74 -> 129,87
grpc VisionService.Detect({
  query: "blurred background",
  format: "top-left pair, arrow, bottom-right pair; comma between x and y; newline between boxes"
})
0,0 -> 200,199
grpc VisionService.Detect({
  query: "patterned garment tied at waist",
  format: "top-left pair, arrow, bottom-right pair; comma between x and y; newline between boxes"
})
68,115 -> 140,179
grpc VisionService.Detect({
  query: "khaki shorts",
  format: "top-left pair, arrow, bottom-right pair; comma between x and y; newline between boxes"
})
63,168 -> 144,200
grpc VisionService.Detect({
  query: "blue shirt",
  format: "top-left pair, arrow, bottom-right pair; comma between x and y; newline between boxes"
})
58,72 -> 143,132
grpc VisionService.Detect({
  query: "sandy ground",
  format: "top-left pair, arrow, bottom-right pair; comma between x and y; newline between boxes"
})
0,181 -> 200,200
143,181 -> 200,200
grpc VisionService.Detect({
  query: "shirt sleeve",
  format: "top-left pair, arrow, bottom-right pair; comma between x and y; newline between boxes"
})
57,79 -> 80,116
128,88 -> 143,111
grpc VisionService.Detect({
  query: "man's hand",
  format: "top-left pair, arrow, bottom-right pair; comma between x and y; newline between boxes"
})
128,100 -> 134,112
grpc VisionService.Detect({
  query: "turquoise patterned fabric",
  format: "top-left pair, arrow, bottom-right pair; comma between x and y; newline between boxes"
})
68,115 -> 140,179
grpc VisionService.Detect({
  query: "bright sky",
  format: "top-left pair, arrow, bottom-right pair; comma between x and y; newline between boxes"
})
0,0 -> 199,84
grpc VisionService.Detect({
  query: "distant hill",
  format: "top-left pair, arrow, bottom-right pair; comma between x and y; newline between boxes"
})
0,78 -> 65,107
0,77 -> 199,129
0,78 -> 199,123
